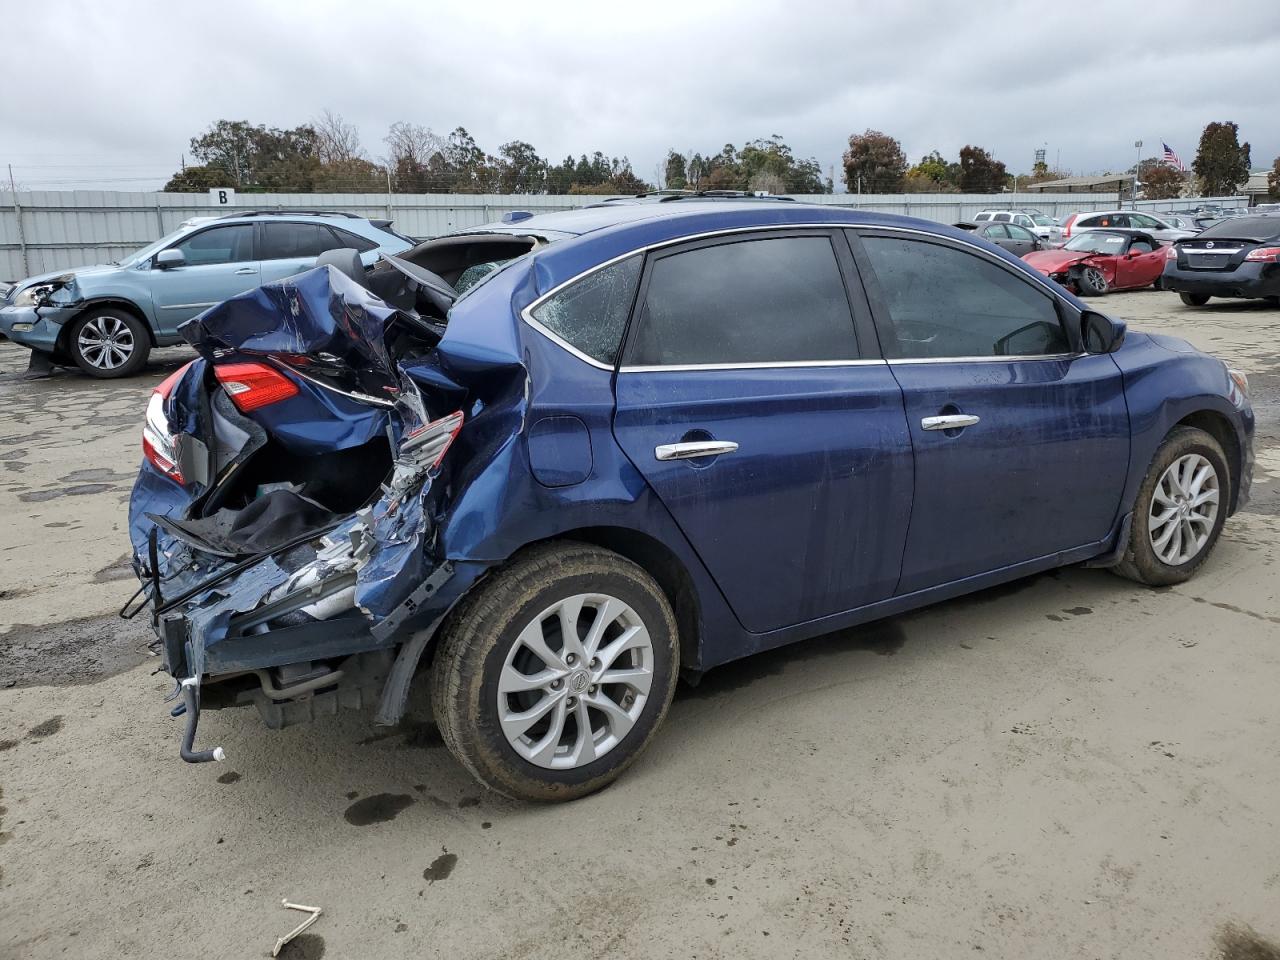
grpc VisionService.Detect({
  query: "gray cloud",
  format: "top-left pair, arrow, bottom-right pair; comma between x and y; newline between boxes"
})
3,0 -> 1277,190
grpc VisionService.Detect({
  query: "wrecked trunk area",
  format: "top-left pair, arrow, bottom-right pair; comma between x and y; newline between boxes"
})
127,236 -> 538,757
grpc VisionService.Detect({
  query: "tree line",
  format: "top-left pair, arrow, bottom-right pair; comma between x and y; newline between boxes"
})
163,112 -> 1276,199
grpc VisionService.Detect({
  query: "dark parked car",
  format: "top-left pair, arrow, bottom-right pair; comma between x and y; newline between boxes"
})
128,200 -> 1254,801
1162,215 -> 1280,307
954,220 -> 1043,256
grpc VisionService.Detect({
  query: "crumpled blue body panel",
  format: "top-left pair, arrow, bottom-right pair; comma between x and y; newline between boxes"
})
179,265 -> 399,387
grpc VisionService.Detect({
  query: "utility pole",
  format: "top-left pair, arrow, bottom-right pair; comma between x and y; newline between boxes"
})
385,166 -> 393,220
1133,140 -> 1143,208
9,163 -> 29,276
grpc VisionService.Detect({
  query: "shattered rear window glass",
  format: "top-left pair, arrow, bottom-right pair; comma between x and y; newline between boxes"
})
530,255 -> 642,365
456,261 -> 506,293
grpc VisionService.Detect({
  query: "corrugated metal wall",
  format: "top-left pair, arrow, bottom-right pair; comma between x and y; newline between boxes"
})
0,190 -> 1248,280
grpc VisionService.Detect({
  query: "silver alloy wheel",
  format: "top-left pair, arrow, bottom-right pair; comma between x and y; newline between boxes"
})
1080,267 -> 1107,294
497,592 -> 654,770
77,315 -> 135,370
1149,453 -> 1220,565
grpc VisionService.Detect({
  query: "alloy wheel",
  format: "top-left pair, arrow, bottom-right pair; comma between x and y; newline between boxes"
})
77,315 -> 135,370
497,593 -> 654,770
1080,267 -> 1107,295
1149,453 -> 1219,565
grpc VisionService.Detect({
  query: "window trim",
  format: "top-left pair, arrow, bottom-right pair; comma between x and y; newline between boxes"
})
847,225 -> 1083,362
518,222 -> 1082,371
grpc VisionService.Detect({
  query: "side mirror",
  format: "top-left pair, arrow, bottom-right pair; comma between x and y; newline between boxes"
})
154,249 -> 185,270
1081,310 -> 1126,354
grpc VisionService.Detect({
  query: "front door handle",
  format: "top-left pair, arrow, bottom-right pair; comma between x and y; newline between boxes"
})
921,414 -> 980,431
234,267 -> 256,275
655,440 -> 739,461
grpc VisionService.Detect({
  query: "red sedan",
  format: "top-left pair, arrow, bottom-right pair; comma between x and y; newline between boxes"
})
1022,229 -> 1167,296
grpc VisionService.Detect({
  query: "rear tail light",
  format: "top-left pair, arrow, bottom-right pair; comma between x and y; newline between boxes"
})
214,362 -> 300,413
1244,246 -> 1280,263
1062,214 -> 1077,237
142,361 -> 194,484
401,410 -> 464,470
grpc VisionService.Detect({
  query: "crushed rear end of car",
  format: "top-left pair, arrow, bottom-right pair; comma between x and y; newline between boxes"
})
124,248 -> 534,762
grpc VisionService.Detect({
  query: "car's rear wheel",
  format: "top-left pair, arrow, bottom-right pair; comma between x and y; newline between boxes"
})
1112,426 -> 1228,586
431,542 -> 679,802
1179,292 -> 1211,307
1076,266 -> 1109,296
68,309 -> 150,378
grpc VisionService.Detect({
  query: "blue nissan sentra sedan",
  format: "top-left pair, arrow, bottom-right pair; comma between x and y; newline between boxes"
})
126,194 -> 1254,801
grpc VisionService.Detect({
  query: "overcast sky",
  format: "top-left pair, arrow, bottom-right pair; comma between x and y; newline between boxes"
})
4,0 -> 1277,192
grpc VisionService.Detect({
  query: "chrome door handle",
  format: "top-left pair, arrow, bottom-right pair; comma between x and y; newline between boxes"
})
921,414 -> 980,431
654,440 -> 739,461
234,267 -> 256,275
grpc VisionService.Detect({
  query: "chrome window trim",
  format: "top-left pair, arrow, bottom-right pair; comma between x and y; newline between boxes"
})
887,352 -> 1081,365
518,221 -> 1078,371
619,359 -> 886,374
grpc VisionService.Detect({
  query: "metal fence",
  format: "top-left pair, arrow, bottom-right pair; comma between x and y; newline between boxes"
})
0,190 -> 1250,280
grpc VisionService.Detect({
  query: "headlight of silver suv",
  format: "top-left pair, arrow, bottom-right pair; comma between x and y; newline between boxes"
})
12,275 -> 73,307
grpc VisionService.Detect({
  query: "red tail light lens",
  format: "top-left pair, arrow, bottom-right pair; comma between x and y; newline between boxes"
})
214,362 -> 300,413
1244,246 -> 1280,263
142,360 -> 194,484
1062,214 -> 1077,237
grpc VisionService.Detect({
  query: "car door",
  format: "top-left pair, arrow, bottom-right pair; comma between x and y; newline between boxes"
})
848,228 -> 1130,594
1003,223 -> 1039,256
1113,237 -> 1165,288
611,230 -> 915,634
146,224 -> 259,333
257,221 -> 355,284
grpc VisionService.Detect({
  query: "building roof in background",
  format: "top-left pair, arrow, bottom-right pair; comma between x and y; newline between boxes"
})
1026,174 -> 1130,193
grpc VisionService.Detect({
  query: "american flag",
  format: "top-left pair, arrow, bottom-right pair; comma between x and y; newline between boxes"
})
1162,142 -> 1186,172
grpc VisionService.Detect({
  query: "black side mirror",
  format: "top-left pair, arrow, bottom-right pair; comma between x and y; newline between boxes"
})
154,249 -> 185,270
1081,310 -> 1126,354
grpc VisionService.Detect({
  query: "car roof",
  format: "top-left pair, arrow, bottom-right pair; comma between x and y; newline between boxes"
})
1196,215 -> 1280,241
482,200 -> 1041,296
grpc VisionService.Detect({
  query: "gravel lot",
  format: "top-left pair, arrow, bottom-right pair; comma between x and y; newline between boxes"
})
1,291 -> 1277,960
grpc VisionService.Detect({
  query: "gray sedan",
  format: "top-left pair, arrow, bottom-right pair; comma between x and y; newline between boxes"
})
954,220 -> 1043,256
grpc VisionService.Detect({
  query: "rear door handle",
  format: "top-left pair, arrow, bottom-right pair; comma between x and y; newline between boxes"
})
654,440 -> 739,461
921,414 -> 980,431
234,267 -> 256,275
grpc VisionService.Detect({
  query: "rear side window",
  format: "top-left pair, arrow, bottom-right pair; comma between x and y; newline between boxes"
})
973,212 -> 993,222
993,213 -> 1011,222
530,255 -> 642,365
626,235 -> 858,366
261,222 -> 340,260
860,235 -> 1068,360
330,227 -> 378,253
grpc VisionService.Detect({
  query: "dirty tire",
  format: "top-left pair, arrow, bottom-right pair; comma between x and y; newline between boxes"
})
1075,266 -> 1109,297
1179,292 -> 1210,307
68,309 -> 150,378
431,541 -> 679,802
1111,426 -> 1229,586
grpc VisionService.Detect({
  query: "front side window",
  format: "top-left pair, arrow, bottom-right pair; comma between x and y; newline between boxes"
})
625,235 -> 858,366
1006,224 -> 1035,241
860,235 -> 1069,359
530,255 -> 642,365
261,222 -> 341,260
173,225 -> 254,265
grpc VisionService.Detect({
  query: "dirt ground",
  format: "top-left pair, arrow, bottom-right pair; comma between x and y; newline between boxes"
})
1,291 -> 1278,960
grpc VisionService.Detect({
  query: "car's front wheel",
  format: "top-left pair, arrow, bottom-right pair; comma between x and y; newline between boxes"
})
431,542 -> 679,802
1112,426 -> 1229,586
1179,292 -> 1211,307
1075,266 -> 1109,297
68,309 -> 150,378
